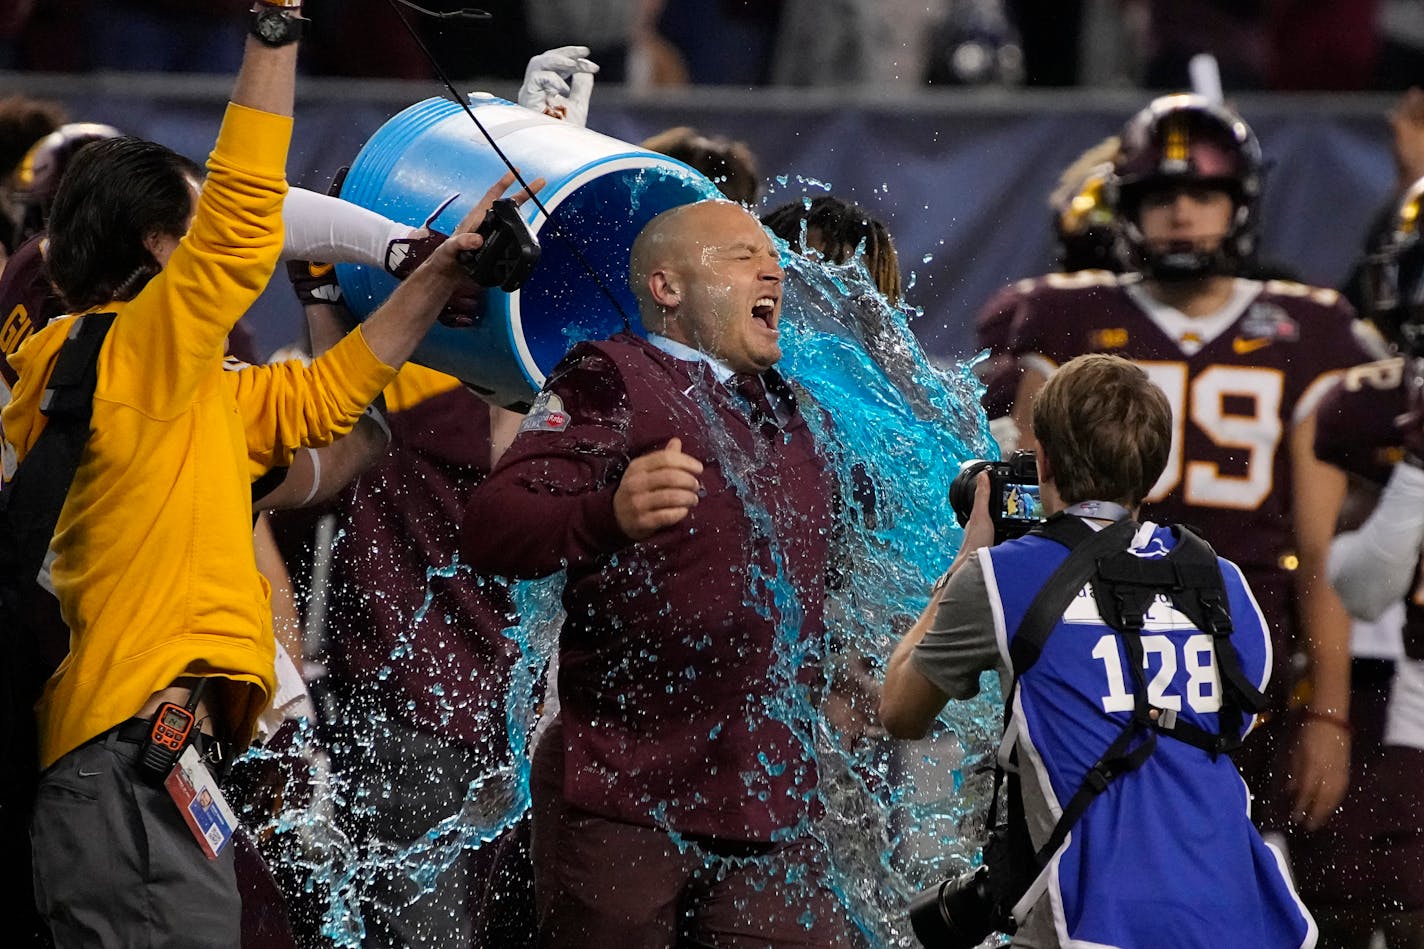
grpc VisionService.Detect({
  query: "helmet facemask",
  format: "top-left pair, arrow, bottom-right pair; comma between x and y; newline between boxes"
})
1109,95 -> 1262,282
1365,179 -> 1424,356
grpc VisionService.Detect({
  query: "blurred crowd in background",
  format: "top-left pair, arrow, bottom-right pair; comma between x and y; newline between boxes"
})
2,0 -> 1423,91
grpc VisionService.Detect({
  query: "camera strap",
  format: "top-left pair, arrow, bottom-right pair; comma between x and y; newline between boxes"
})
0,312 -> 115,846
982,515 -> 1137,923
1007,515 -> 1138,677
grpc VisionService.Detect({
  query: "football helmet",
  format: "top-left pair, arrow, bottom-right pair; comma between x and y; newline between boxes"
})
1109,94 -> 1262,281
13,121 -> 122,245
1051,151 -> 1120,273
1363,175 -> 1424,356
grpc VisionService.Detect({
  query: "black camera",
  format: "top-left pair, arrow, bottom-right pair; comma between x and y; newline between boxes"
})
948,450 -> 1044,545
908,865 -> 998,949
909,828 -> 1019,949
457,197 -> 541,292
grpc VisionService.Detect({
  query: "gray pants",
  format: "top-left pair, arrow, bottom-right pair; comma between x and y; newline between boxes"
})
31,730 -> 240,949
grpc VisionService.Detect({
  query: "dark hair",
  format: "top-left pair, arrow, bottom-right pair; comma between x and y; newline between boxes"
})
1032,353 -> 1171,508
0,95 -> 66,180
46,137 -> 201,311
640,126 -> 762,205
762,195 -> 902,303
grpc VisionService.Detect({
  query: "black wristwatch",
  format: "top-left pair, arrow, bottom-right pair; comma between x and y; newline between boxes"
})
249,5 -> 307,47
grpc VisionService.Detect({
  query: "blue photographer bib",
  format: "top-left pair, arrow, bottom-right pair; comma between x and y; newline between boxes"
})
984,521 -> 1315,949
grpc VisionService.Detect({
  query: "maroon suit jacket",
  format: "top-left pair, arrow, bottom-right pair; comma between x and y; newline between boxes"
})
463,333 -> 833,841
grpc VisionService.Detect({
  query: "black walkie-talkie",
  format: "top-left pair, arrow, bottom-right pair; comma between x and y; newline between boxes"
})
137,679 -> 205,785
457,197 -> 541,292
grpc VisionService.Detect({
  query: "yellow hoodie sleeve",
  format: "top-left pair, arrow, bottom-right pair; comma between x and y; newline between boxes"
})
228,323 -> 398,473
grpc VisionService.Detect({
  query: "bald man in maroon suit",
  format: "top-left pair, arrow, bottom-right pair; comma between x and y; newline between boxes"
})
463,201 -> 855,948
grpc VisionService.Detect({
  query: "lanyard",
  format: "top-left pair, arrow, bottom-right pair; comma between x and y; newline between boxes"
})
1061,500 -> 1133,522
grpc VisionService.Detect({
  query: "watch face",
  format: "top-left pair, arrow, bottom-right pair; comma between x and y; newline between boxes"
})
257,15 -> 285,41
252,8 -> 300,45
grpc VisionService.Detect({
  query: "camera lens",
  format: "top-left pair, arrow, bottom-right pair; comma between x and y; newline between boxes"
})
948,459 -> 993,527
908,865 -> 997,949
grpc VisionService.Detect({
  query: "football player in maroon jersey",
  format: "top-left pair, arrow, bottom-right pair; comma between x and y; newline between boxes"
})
1007,94 -> 1379,833
1307,176 -> 1424,947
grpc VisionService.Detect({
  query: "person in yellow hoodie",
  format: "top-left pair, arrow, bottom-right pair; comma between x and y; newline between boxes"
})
0,9 -> 533,944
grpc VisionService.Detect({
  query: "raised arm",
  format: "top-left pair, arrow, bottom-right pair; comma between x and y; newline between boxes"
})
1328,463 -> 1424,620
231,7 -> 299,118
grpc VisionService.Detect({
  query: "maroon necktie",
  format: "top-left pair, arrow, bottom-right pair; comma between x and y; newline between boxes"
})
730,372 -> 783,435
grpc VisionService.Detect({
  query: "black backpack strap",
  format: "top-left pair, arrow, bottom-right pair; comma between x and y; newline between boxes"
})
986,514 -> 1139,912
0,312 -> 114,949
0,312 -> 116,588
1033,589 -> 1160,866
1008,515 -> 1140,679
1092,527 -> 1268,758
1163,529 -> 1269,719
1035,716 -> 1158,866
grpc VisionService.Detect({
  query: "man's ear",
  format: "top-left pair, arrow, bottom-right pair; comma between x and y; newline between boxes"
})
141,231 -> 164,258
141,230 -> 172,268
647,268 -> 681,310
1035,449 -> 1053,488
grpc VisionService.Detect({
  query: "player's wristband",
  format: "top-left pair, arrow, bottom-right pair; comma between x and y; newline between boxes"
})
1301,706 -> 1353,734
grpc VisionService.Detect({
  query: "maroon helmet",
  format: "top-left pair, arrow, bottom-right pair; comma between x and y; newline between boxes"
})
1109,94 -> 1262,281
1362,175 -> 1424,356
1052,158 -> 1120,274
14,122 -> 122,244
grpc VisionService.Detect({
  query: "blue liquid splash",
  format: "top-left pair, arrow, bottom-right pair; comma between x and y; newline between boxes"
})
235,213 -> 1002,949
773,242 -> 1003,945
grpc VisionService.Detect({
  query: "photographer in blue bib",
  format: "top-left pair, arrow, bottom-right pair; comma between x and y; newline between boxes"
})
880,353 -> 1316,949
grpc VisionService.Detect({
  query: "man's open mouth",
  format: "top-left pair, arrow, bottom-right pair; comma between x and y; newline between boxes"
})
752,296 -> 777,327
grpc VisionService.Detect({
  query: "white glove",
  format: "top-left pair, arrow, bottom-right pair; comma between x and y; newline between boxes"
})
518,45 -> 599,128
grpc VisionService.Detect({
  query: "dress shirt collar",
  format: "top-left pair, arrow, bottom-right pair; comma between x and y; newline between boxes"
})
646,333 -> 736,384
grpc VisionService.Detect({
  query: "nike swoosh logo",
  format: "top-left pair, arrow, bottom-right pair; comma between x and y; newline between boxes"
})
1233,337 -> 1271,355
78,768 -> 103,777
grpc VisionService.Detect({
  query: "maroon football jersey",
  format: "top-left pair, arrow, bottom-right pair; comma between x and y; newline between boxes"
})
972,271 -> 1120,422
1315,356 -> 1409,488
1313,357 -> 1424,663
974,279 -> 1029,421
0,234 -> 63,396
1010,272 -> 1374,643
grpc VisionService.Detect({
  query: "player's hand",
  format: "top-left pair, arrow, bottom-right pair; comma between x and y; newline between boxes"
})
613,437 -> 704,540
416,172 -> 545,302
287,259 -> 342,308
944,472 -> 996,578
962,471 -> 996,552
518,46 -> 599,128
1288,716 -> 1351,831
